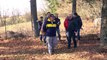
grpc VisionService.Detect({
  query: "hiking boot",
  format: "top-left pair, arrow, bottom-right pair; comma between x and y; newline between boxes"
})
59,36 -> 61,41
49,52 -> 53,55
44,43 -> 47,46
74,46 -> 77,48
68,47 -> 71,49
52,49 -> 55,53
49,50 -> 53,55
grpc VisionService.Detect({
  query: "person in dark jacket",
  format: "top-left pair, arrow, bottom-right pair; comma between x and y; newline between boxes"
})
67,15 -> 78,49
38,16 -> 43,41
43,14 -> 58,55
38,16 -> 43,32
54,13 -> 61,41
40,12 -> 51,44
73,13 -> 83,46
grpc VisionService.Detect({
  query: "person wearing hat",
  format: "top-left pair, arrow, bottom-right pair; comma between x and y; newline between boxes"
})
42,14 -> 58,55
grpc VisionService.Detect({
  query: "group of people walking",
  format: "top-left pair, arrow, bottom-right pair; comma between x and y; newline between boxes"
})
37,12 -> 82,55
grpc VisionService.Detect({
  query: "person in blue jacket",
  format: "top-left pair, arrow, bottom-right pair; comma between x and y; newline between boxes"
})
43,14 -> 58,55
40,12 -> 51,44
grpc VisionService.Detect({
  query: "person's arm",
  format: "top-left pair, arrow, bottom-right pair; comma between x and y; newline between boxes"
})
40,18 -> 47,35
79,17 -> 83,29
38,21 -> 41,30
58,18 -> 61,25
42,20 -> 47,35
74,21 -> 78,32
64,19 -> 68,31
40,17 -> 47,32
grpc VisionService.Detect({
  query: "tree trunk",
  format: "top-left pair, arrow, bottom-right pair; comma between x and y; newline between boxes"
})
100,0 -> 107,48
72,0 -> 77,15
30,0 -> 39,37
4,16 -> 7,39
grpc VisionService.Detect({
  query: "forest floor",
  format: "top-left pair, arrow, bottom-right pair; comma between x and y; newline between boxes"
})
0,20 -> 107,60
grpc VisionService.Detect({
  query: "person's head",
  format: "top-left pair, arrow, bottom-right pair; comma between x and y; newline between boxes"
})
73,12 -> 79,17
46,12 -> 51,17
54,13 -> 58,18
68,14 -> 72,20
66,16 -> 69,20
49,14 -> 55,21
40,16 -> 43,19
39,16 -> 43,21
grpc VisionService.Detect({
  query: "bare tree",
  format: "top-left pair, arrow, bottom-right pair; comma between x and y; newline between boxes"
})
72,0 -> 77,14
3,10 -> 9,39
9,9 -> 23,25
30,0 -> 39,37
0,10 -> 5,26
15,9 -> 21,23
11,9 -> 17,24
100,0 -> 107,48
24,12 -> 31,22
0,10 -> 2,26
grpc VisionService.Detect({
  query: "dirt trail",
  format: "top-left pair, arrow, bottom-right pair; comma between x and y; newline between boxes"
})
0,32 -> 107,60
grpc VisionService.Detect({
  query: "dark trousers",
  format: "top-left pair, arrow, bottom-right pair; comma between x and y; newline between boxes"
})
40,34 -> 46,43
56,28 -> 61,40
68,31 -> 77,48
77,29 -> 80,40
66,31 -> 68,40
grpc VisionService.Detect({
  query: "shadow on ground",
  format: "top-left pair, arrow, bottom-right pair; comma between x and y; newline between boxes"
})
0,34 -> 107,60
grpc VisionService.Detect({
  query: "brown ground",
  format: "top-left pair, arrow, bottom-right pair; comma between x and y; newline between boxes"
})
0,34 -> 107,60
0,20 -> 107,60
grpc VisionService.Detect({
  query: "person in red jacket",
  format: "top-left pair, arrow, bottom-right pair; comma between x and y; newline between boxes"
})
64,14 -> 72,30
64,16 -> 69,31
64,14 -> 72,39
